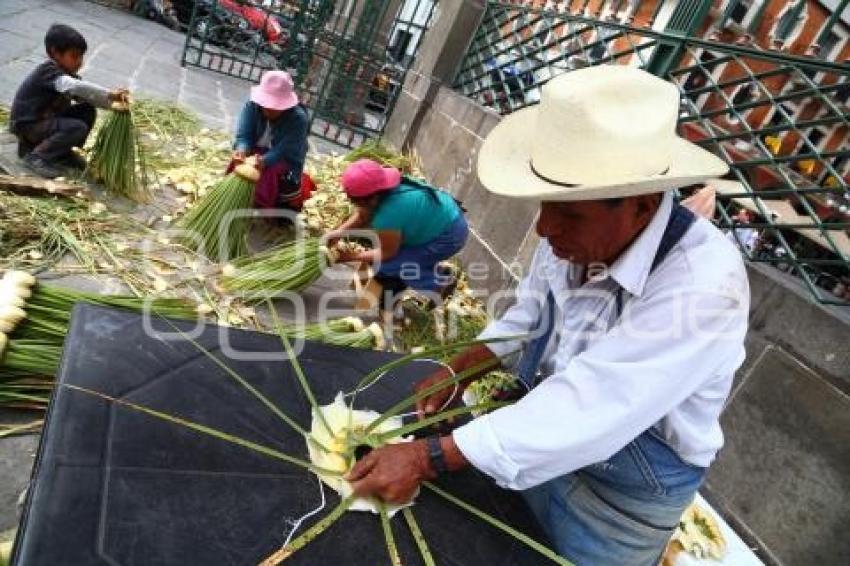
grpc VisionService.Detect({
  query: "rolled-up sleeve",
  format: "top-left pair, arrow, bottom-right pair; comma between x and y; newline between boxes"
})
455,280 -> 749,490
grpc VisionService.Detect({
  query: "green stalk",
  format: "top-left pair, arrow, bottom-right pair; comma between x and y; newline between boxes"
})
364,356 -> 501,435
379,503 -> 402,566
402,508 -> 435,566
0,420 -> 43,438
63,384 -> 340,476
259,495 -> 355,565
348,335 -> 522,410
374,401 -> 509,443
424,483 -> 573,566
158,317 -> 314,442
266,300 -> 334,439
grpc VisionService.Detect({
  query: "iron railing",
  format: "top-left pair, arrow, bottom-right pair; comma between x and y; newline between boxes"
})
181,0 -> 437,147
454,2 -> 850,306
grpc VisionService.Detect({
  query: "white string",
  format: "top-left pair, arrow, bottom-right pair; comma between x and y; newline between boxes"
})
281,474 -> 326,548
343,357 -> 459,418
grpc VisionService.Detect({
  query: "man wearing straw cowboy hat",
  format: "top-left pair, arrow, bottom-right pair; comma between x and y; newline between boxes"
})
347,65 -> 750,564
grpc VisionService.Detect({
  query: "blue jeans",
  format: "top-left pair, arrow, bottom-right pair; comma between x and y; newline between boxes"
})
376,213 -> 468,291
522,429 -> 706,566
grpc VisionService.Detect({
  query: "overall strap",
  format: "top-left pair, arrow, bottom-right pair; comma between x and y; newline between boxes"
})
516,203 -> 697,388
515,291 -> 557,389
650,203 -> 696,274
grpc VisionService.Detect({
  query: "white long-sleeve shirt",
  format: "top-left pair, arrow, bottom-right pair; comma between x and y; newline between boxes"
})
453,194 -> 750,490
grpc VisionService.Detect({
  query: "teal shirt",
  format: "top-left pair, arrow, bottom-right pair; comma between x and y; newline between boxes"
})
370,180 -> 461,246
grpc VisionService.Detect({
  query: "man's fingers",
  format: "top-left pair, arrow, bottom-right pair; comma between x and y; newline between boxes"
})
349,474 -> 380,498
345,452 -> 377,482
417,392 -> 441,419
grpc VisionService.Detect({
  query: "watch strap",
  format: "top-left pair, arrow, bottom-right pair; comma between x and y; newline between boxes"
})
426,435 -> 447,474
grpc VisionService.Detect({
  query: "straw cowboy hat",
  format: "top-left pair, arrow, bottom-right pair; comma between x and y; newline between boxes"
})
477,65 -> 728,201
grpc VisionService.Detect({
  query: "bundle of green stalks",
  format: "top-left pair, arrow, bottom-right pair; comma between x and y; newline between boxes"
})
281,317 -> 383,350
0,377 -> 52,412
86,102 -> 149,201
221,237 -> 335,300
13,283 -> 195,342
343,138 -> 422,175
0,270 -> 195,387
179,162 -> 259,261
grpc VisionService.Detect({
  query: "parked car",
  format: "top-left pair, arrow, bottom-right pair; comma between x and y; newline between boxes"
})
173,0 -> 282,46
133,0 -> 180,29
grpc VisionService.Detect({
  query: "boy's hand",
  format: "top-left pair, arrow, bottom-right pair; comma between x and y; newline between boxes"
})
109,88 -> 130,103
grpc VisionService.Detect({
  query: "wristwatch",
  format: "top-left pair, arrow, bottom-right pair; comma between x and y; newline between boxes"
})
426,435 -> 448,474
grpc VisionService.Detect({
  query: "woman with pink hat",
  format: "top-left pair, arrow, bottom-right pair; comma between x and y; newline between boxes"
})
229,70 -> 314,211
329,158 -> 468,304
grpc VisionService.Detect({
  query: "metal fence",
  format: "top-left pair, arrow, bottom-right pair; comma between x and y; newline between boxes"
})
454,2 -> 850,306
181,0 -> 437,147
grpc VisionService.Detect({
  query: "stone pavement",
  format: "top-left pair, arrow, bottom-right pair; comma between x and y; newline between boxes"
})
0,0 -> 351,537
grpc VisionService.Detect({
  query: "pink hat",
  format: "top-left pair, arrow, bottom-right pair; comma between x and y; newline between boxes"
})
341,159 -> 401,198
251,70 -> 299,111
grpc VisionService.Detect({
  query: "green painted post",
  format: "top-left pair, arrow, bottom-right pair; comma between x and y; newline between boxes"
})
646,0 -> 713,77
816,0 -> 850,47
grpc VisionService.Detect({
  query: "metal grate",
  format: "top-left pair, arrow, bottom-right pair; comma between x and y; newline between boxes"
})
454,2 -> 850,306
181,0 -> 437,148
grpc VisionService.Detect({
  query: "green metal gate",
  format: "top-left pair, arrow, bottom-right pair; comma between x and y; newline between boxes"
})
454,1 -> 850,306
180,0 -> 437,147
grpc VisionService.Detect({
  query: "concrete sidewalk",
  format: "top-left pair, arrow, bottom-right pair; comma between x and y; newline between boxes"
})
0,0 -> 248,132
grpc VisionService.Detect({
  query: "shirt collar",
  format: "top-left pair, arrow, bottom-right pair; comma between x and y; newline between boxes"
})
606,192 -> 674,298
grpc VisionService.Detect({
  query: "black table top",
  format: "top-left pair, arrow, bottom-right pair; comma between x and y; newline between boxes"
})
12,304 -> 547,565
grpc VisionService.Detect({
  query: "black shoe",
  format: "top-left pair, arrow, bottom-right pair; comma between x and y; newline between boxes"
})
436,262 -> 459,300
17,140 -> 34,158
60,152 -> 88,171
23,154 -> 62,179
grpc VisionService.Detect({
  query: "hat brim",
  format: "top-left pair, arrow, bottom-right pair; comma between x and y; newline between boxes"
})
477,106 -> 729,201
251,86 -> 299,111
343,166 -> 401,198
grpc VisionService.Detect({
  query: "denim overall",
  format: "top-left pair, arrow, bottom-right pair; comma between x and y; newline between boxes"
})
518,204 -> 707,566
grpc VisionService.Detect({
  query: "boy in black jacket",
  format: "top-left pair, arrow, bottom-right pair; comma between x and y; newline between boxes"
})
9,24 -> 129,179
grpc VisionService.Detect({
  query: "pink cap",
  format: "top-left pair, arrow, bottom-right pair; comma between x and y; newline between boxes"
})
341,159 -> 401,198
250,70 -> 299,111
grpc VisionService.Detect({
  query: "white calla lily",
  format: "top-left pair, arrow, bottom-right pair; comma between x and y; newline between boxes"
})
306,393 -> 412,516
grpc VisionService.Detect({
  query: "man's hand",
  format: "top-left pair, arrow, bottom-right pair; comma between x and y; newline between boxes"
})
347,441 -> 435,504
415,368 -> 459,419
415,344 -> 499,419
